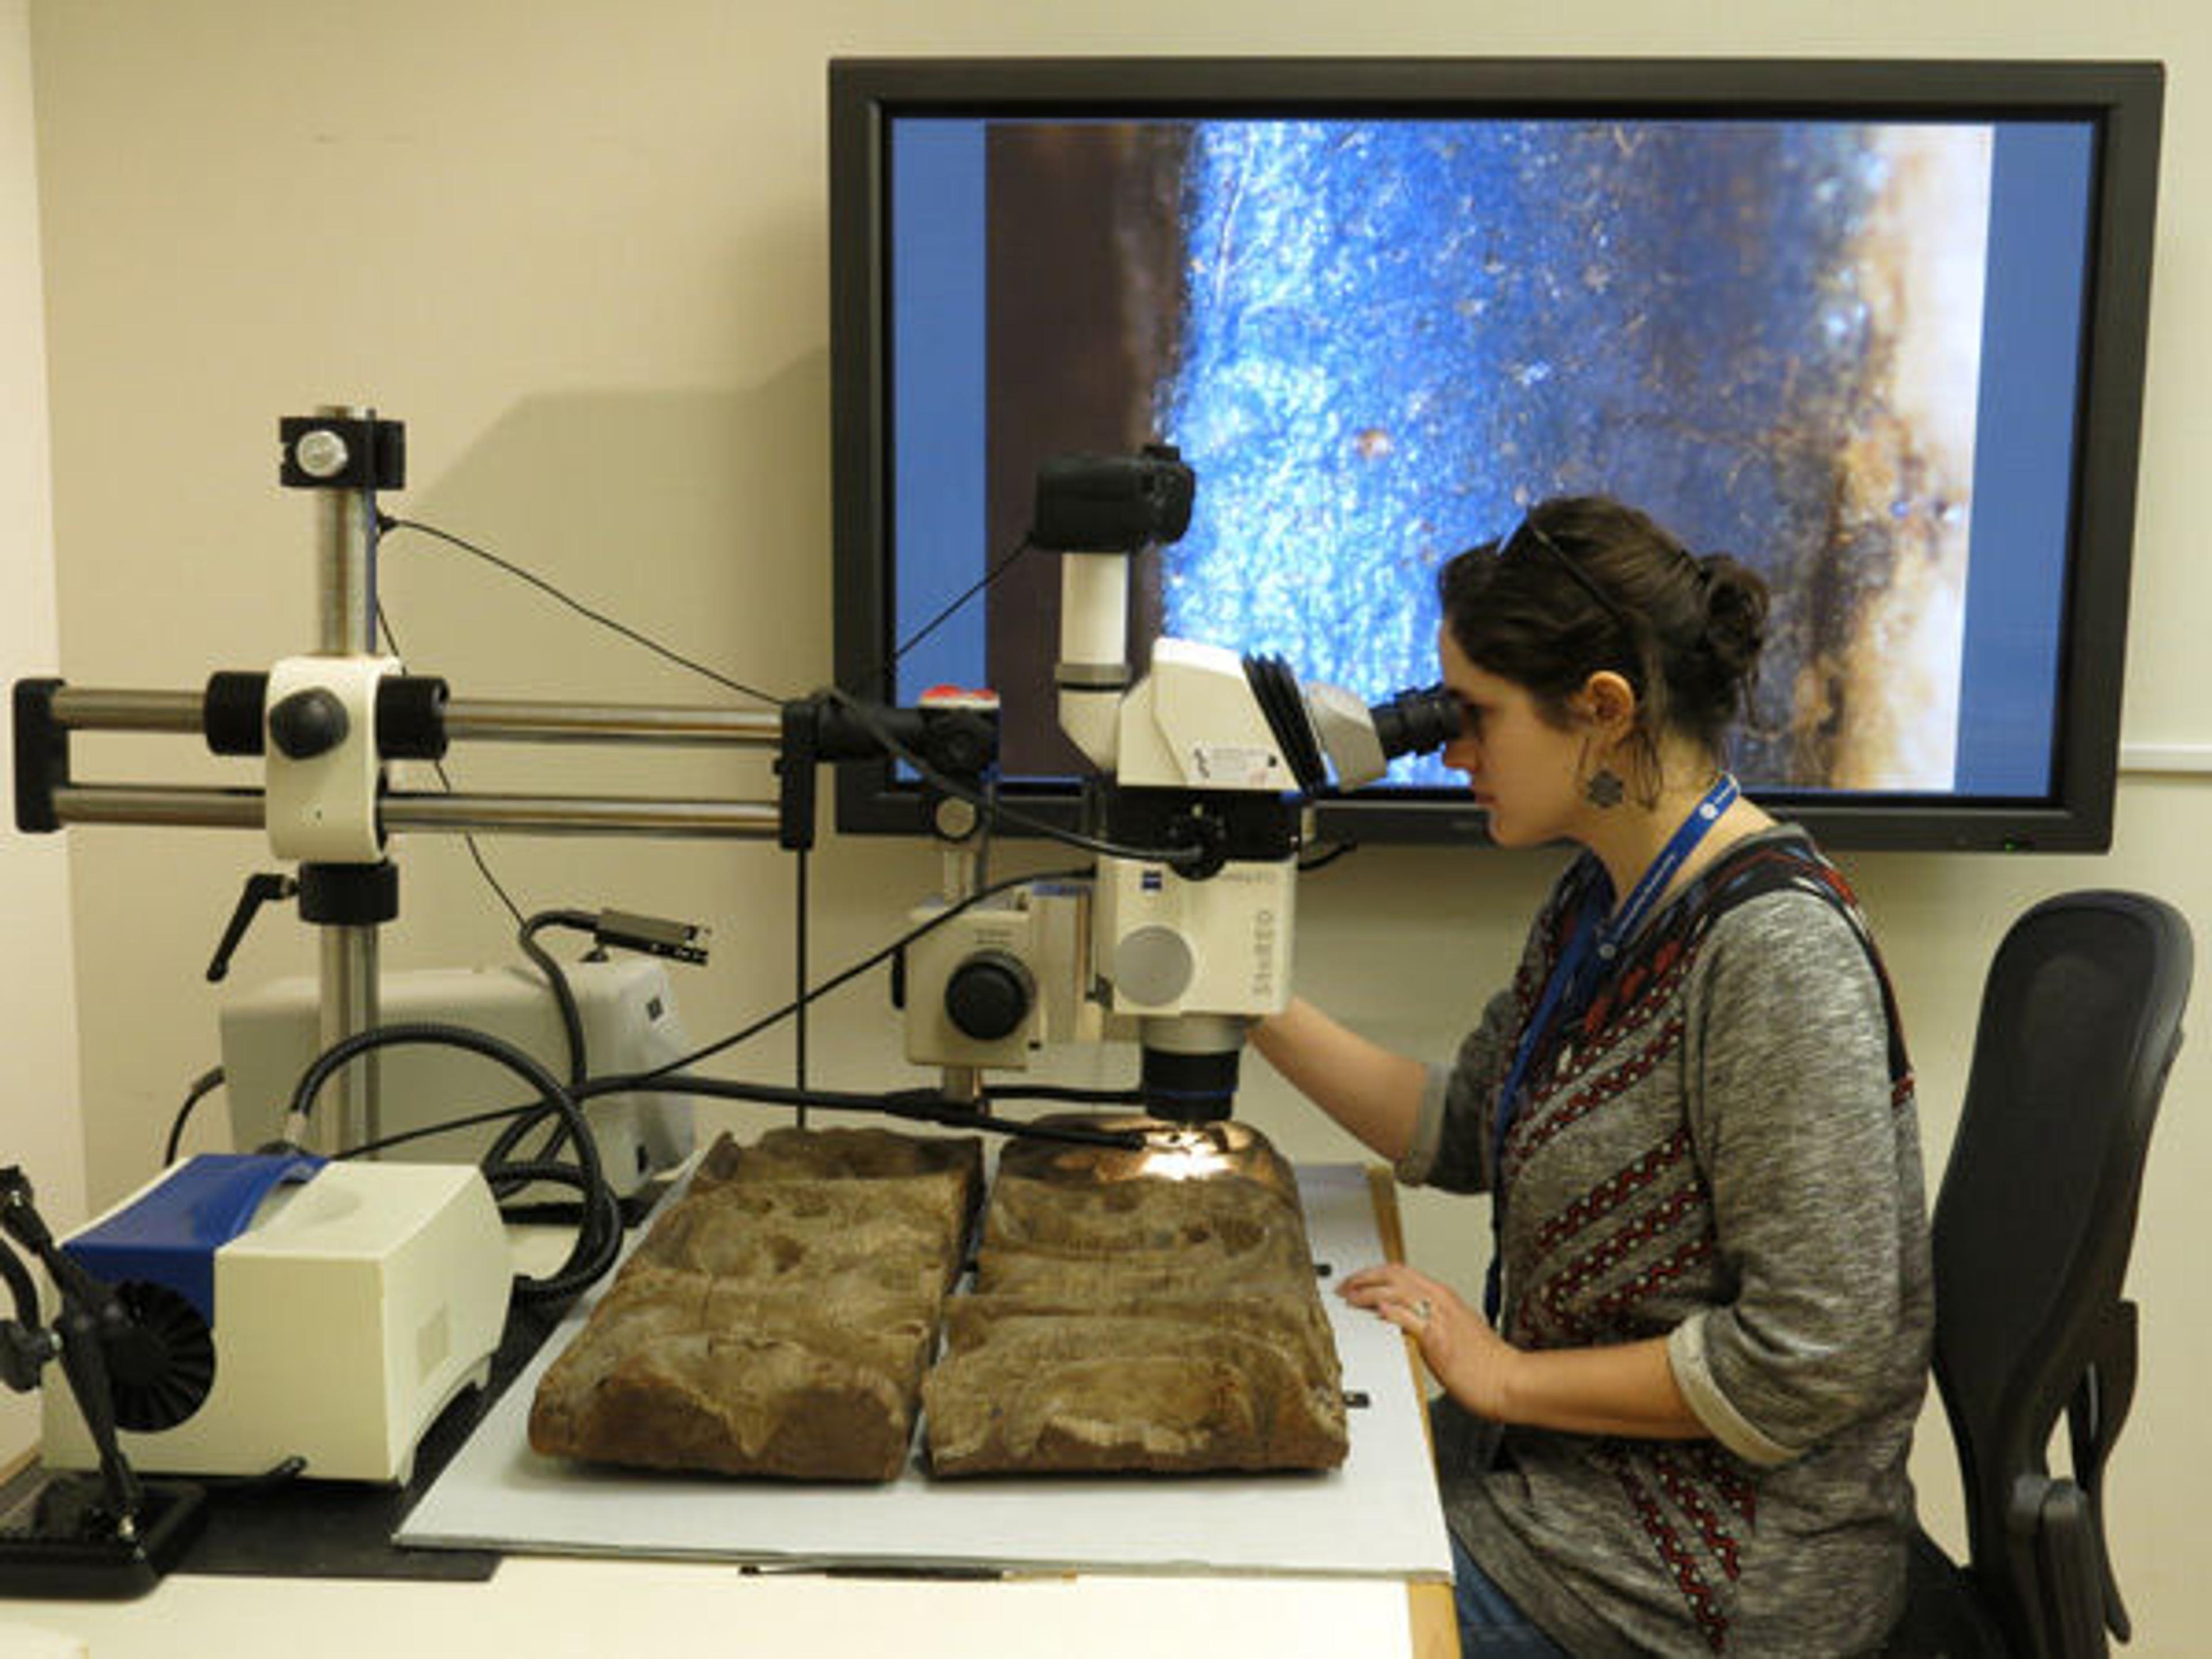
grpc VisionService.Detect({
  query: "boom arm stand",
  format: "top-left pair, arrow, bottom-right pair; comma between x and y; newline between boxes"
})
0,1167 -> 207,1600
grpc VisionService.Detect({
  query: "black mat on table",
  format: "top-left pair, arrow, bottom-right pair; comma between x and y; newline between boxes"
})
7,1290 -> 575,1585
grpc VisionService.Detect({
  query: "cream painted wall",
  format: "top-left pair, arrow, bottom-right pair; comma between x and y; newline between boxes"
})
0,0 -> 78,1467
23,0 -> 2210,1644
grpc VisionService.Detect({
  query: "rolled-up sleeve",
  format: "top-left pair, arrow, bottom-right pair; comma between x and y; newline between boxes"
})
1396,986 -> 1520,1193
1392,1061 -> 1456,1186
1399,873 -> 1581,1194
1667,895 -> 1917,1464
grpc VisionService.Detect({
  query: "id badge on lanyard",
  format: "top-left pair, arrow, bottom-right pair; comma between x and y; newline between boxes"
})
1482,774 -> 1738,1320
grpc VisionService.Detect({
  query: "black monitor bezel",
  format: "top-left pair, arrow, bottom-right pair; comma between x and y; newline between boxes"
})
828,56 -> 2164,853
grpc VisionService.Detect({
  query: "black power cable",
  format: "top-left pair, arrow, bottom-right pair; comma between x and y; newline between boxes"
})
376,600 -> 528,932
515,910 -> 594,1086
854,531 -> 1037,699
570,1073 -> 1147,1150
278,1022 -> 620,1304
162,1066 -> 228,1165
483,910 -> 597,1185
1297,842 -> 1362,875
338,1084 -> 1147,1162
817,688 -> 1207,870
630,862 -> 1092,1083
975,1084 -> 1147,1108
488,907 -> 707,1195
378,515 -> 783,706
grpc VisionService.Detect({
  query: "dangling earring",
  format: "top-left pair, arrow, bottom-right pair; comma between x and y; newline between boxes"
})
1577,734 -> 1626,809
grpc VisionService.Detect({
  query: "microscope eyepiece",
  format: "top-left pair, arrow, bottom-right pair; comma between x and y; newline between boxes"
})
1368,683 -> 1460,761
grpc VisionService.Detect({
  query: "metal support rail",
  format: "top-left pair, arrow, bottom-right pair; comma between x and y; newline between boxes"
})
35,687 -> 786,839
44,785 -> 782,839
47,687 -> 783,748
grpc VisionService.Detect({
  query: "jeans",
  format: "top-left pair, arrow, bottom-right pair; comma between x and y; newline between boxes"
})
1452,1534 -> 1571,1656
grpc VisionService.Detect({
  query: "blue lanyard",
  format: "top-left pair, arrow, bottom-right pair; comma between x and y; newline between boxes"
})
1483,772 -> 1740,1318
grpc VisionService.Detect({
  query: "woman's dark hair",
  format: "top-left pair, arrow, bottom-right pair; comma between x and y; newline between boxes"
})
1438,496 -> 1768,787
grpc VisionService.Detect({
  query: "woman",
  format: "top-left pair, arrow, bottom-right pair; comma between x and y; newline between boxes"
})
1253,497 -> 1932,1655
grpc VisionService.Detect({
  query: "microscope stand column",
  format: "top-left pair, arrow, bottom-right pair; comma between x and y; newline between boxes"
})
295,402 -> 392,1153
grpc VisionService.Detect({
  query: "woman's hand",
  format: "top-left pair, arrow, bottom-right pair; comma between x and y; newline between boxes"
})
1341,1264 -> 1711,1442
1338,1263 -> 1520,1421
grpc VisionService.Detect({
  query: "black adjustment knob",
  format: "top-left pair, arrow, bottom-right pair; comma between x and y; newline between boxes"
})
267,687 -> 349,760
944,951 -> 1033,1042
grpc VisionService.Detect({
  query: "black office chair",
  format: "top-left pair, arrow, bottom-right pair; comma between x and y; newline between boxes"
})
1888,889 -> 2192,1659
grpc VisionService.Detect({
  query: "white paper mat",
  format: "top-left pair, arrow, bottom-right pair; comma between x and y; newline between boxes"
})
399,1162 -> 1453,1579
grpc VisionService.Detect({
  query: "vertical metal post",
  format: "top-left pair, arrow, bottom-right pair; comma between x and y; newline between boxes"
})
311,402 -> 381,1154
315,406 -> 377,657
934,796 -> 985,1107
319,925 -> 378,1154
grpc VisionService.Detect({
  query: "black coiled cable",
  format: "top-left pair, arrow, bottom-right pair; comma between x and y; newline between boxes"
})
279,1021 -> 621,1304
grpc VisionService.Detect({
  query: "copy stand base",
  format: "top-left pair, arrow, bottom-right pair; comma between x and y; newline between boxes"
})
0,1463 -> 207,1600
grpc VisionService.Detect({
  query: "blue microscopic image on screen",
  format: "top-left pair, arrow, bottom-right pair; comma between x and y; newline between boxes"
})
885,109 -> 2094,800
1156,117 -> 1991,791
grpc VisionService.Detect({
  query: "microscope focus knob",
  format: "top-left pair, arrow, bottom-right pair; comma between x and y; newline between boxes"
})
267,686 -> 351,760
944,950 -> 1034,1042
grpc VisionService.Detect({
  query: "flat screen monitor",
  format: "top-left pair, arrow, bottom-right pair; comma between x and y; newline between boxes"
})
829,57 -> 2162,851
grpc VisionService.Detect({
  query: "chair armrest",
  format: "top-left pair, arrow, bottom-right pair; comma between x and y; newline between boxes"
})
2028,1479 -> 2111,1659
2067,1301 -> 2138,1641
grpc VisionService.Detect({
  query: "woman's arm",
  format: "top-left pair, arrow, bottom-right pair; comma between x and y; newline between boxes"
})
1248,997 -> 1428,1161
1494,1334 -> 1706,1440
1668,893 -> 1927,1465
1339,1265 -> 1709,1440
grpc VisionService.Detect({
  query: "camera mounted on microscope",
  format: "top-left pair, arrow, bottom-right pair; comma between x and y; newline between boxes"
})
1031,445 -> 1195,555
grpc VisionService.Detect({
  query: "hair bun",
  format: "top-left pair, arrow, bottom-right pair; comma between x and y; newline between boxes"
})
1697,552 -> 1769,679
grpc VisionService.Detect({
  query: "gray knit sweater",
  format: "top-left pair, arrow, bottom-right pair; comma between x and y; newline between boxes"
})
1398,827 -> 1933,1656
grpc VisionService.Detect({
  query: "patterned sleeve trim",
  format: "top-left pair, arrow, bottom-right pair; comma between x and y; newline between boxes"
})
1395,1062 -> 1454,1185
1668,1313 -> 1796,1468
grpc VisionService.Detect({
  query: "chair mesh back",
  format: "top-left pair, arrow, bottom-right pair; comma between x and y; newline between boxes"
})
1930,893 -> 2189,1562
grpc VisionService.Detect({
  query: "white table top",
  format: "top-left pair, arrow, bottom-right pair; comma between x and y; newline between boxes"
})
3,1560 -> 1423,1659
